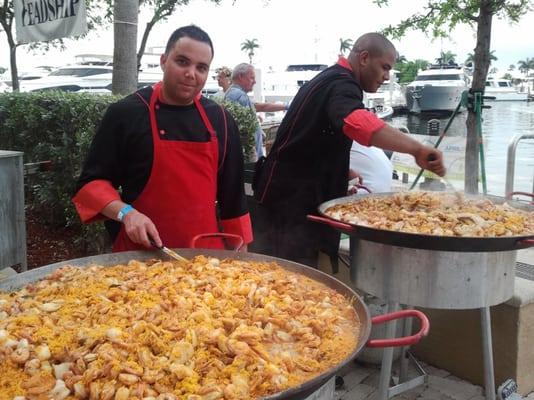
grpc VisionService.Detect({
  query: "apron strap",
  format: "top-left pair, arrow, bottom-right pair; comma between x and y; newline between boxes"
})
194,96 -> 216,138
218,105 -> 228,171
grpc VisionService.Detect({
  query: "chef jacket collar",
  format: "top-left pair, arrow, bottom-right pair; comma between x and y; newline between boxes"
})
337,56 -> 352,71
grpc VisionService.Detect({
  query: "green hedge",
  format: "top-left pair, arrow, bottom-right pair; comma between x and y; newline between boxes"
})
0,92 -> 119,253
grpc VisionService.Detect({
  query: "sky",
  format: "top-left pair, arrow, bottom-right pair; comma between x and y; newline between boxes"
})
2,0 -> 534,75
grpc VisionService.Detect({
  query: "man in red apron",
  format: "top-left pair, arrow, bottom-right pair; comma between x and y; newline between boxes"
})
72,25 -> 252,251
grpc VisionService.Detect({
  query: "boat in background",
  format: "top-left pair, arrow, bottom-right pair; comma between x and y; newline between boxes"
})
405,63 -> 469,113
0,65 -> 55,87
16,54 -> 163,94
19,67 -> 161,94
262,63 -> 327,103
484,77 -> 529,101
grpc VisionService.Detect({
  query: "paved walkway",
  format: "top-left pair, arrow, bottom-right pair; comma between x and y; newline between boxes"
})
335,359 -> 534,400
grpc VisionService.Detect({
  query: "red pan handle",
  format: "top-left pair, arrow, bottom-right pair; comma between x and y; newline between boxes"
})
509,191 -> 534,204
366,309 -> 430,348
190,233 -> 244,251
306,214 -> 354,233
519,239 -> 534,246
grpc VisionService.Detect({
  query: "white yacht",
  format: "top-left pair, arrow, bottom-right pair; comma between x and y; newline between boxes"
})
405,64 -> 469,113
0,65 -> 55,87
18,54 -> 162,93
20,68 -> 161,94
484,77 -> 528,101
262,63 -> 327,103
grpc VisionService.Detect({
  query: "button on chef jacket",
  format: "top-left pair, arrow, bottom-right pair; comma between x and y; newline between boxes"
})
72,86 -> 252,248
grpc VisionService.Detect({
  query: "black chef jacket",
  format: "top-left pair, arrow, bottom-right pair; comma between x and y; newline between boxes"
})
253,63 -> 367,265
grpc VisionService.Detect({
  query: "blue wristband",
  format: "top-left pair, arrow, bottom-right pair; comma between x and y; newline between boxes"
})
117,204 -> 134,222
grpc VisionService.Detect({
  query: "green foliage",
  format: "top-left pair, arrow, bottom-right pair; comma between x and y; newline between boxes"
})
0,91 -> 119,252
339,38 -> 353,55
517,57 -> 534,74
395,59 -> 429,83
375,0 -> 532,40
465,50 -> 497,67
214,99 -> 258,162
438,50 -> 456,64
240,39 -> 259,64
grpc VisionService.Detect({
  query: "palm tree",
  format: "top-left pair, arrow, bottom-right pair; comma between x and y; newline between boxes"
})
517,57 -> 534,89
508,64 -> 515,71
241,39 -> 259,64
465,53 -> 474,65
438,50 -> 457,64
396,54 -> 407,64
517,57 -> 534,76
465,50 -> 497,68
338,38 -> 353,56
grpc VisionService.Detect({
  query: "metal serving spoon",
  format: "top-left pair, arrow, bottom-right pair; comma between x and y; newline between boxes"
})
427,154 -> 463,203
150,239 -> 188,262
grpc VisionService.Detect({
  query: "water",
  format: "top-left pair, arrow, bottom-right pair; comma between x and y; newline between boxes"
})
390,101 -> 534,197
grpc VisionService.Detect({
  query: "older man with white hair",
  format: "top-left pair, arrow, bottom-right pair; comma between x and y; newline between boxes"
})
225,63 -> 288,160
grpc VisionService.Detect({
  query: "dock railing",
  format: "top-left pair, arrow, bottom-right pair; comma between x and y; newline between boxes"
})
505,133 -> 534,200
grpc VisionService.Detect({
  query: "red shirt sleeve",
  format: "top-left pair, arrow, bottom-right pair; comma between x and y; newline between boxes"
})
220,213 -> 253,245
342,109 -> 385,146
72,180 -> 120,223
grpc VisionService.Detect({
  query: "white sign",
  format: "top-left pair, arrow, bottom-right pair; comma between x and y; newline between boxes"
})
391,135 -> 466,181
14,0 -> 88,44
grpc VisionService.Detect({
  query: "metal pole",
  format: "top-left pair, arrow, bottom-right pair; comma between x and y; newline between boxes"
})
505,134 -> 534,199
399,307 -> 413,383
377,301 -> 400,400
481,307 -> 496,400
410,93 -> 465,190
475,92 -> 488,195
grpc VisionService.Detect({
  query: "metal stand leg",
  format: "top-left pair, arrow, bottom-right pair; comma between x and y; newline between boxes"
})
399,306 -> 413,383
481,307 -> 496,400
349,236 -> 358,283
378,301 -> 399,400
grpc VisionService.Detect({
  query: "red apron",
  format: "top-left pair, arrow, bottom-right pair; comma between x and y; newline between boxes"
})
113,82 -> 223,251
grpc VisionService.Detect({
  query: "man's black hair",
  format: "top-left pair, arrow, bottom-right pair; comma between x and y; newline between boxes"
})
165,25 -> 214,57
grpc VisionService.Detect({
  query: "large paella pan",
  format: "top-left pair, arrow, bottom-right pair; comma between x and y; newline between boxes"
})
0,250 -> 428,400
312,191 -> 534,252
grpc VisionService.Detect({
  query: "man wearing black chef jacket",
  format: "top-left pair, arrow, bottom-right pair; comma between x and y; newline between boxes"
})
253,32 -> 446,267
73,25 -> 252,251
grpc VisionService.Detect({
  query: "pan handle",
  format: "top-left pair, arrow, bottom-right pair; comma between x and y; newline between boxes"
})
366,309 -> 430,348
190,233 -> 244,251
519,239 -> 534,246
509,191 -> 534,204
306,214 -> 354,233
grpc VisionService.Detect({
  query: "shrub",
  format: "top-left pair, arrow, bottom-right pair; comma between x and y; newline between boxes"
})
214,98 -> 258,162
0,91 -> 119,253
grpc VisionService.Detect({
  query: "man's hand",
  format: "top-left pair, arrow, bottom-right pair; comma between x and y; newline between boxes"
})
414,146 -> 446,177
122,210 -> 162,248
348,169 -> 363,184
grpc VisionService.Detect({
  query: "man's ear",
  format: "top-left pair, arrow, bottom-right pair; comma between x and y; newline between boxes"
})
160,54 -> 167,71
359,50 -> 370,66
